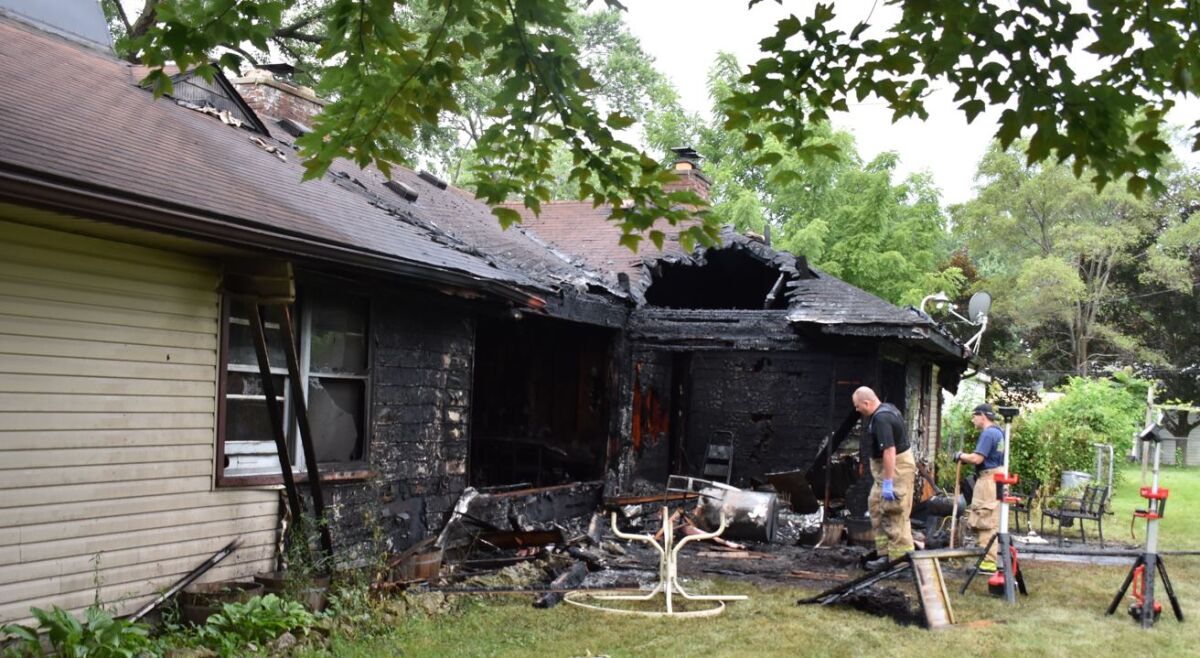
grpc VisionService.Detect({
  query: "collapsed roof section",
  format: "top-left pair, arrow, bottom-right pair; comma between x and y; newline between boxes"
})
505,203 -> 971,366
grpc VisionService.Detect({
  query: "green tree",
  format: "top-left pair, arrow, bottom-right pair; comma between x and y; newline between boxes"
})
644,53 -> 962,305
952,141 -> 1178,375
114,1 -> 1199,247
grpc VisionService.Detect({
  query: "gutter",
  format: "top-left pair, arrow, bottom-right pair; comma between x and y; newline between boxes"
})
0,162 -> 547,309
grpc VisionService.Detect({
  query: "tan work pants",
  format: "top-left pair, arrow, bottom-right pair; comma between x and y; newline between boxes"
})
868,449 -> 916,559
969,467 -> 1004,564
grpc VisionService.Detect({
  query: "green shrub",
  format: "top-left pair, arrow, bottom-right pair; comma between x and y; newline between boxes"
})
195,594 -> 314,657
1011,374 -> 1149,495
1,604 -> 153,658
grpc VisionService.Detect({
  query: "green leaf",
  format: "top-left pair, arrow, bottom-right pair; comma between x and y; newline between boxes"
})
960,99 -> 985,123
1126,175 -> 1147,198
492,207 -> 523,228
606,113 -> 636,130
753,152 -> 783,167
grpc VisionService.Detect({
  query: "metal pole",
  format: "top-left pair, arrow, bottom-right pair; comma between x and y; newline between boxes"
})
1142,434 -> 1163,629
998,410 -> 1016,604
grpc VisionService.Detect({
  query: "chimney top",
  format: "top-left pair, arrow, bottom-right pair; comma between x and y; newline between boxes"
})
663,146 -> 710,202
670,146 -> 702,171
254,63 -> 298,82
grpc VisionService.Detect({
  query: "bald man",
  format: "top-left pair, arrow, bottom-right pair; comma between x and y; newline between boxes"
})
852,386 -> 916,568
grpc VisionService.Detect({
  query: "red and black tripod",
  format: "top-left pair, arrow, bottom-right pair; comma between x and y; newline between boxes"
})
1106,422 -> 1184,628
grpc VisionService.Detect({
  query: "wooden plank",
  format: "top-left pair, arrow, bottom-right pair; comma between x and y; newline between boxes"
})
0,459 -> 212,490
0,354 -> 214,381
0,489 -> 276,527
0,500 -> 277,547
911,557 -> 955,629
0,314 -> 217,351
0,428 -> 215,451
0,444 -> 213,470
0,476 -> 214,508
0,544 -> 275,626
0,260 -> 216,305
0,411 -> 214,432
0,529 -> 278,588
0,220 -> 220,277
0,374 -> 214,398
0,279 -> 218,319
0,512 -> 279,567
0,393 -> 214,414
0,296 -> 215,334
0,334 -> 215,367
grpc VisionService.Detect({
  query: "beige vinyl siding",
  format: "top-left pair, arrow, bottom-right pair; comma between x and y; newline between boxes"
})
0,219 -> 279,625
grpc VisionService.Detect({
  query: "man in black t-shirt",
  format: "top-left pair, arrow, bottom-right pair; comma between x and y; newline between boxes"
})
852,386 -> 916,569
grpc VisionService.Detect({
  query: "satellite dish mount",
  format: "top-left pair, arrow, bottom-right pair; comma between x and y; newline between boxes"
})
919,291 -> 992,354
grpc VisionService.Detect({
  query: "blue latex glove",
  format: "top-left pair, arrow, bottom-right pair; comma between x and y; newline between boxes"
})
881,479 -> 897,501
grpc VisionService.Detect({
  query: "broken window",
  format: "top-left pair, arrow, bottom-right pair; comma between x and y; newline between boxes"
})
644,248 -> 791,310
219,286 -> 370,481
470,316 -> 613,488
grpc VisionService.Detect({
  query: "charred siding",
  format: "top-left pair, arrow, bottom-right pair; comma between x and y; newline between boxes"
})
303,292 -> 475,563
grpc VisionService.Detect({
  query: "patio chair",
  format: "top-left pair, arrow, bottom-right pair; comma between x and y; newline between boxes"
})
1040,484 -> 1110,547
1007,478 -> 1040,534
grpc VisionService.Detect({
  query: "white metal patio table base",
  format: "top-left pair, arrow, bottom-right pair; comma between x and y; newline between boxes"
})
563,507 -> 748,618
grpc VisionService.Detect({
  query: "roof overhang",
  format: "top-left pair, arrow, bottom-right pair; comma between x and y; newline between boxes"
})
0,161 -> 548,309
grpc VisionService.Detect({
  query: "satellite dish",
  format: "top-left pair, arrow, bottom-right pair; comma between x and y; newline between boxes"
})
967,292 -> 992,323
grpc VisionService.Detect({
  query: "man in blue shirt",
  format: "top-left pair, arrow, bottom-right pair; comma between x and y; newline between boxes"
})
955,403 -> 1006,572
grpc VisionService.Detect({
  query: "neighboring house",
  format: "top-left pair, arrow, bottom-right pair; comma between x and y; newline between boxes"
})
0,1 -> 973,625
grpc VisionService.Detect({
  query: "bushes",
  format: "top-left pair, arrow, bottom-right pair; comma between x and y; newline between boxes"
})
194,594 -> 315,657
3,594 -> 316,658
945,374 -> 1150,497
1,604 -> 152,658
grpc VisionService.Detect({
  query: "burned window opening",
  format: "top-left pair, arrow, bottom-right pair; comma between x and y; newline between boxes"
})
644,248 -> 791,310
470,315 -> 614,488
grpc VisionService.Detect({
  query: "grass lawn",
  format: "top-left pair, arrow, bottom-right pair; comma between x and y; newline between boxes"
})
298,465 -> 1200,658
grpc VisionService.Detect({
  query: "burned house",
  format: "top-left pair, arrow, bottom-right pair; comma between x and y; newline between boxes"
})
0,2 -> 970,626
508,154 -> 971,503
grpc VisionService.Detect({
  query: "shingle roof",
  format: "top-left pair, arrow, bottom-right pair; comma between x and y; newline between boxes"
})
503,198 -> 948,332
0,17 -> 610,303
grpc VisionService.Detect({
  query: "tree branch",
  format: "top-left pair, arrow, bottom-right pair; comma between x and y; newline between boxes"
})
109,0 -> 133,34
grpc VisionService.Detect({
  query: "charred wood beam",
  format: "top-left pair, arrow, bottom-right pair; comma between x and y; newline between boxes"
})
538,291 -> 629,328
279,305 -> 335,569
248,304 -> 306,556
533,561 -> 588,609
808,409 -> 863,476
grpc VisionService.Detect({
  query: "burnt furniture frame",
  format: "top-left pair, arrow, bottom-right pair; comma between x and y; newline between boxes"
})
1040,484 -> 1110,547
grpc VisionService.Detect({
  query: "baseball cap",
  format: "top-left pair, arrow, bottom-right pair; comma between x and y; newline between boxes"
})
972,403 -> 996,420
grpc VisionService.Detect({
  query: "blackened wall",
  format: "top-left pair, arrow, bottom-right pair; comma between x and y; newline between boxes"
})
309,291 -> 475,565
629,349 -> 674,486
683,351 -> 833,485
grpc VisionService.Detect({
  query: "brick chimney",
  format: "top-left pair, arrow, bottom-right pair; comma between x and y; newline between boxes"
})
232,67 -> 326,128
663,146 -> 711,202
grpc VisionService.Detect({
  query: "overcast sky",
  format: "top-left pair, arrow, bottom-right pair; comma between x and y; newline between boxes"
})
622,1 -> 1199,207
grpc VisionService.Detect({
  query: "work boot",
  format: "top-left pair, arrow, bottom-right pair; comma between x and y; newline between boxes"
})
865,555 -> 891,571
